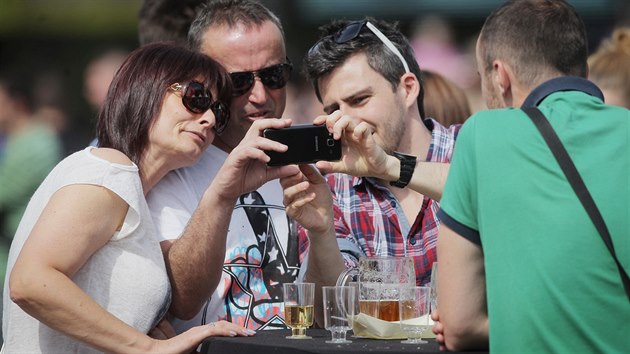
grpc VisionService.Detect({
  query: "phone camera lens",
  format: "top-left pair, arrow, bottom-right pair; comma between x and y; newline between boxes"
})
326,138 -> 335,147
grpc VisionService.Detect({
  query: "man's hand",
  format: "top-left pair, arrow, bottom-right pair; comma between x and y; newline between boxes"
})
210,118 -> 300,200
280,164 -> 334,235
431,309 -> 447,351
313,111 -> 393,180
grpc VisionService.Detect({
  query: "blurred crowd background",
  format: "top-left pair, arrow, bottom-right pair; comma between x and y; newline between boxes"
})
1,0 -> 628,155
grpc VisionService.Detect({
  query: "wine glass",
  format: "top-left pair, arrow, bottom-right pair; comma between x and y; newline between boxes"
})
283,282 -> 315,339
429,262 -> 438,313
398,286 -> 431,344
322,286 -> 355,344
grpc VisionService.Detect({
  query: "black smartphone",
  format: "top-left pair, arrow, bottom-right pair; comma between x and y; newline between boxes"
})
263,124 -> 342,166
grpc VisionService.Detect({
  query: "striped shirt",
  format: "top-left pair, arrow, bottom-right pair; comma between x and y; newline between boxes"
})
325,119 -> 460,285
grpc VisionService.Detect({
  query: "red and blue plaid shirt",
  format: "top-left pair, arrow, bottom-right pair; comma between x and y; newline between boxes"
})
322,119 -> 460,285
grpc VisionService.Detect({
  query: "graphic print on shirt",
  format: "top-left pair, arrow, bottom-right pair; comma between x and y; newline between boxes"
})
203,191 -> 300,329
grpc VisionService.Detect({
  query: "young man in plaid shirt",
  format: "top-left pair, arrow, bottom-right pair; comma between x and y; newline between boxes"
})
281,17 -> 459,325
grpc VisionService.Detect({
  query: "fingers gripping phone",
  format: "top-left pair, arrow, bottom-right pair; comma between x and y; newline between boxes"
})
263,124 -> 342,166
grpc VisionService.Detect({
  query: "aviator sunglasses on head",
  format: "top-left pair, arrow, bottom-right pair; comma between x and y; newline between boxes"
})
229,58 -> 293,97
169,81 -> 230,135
309,20 -> 410,74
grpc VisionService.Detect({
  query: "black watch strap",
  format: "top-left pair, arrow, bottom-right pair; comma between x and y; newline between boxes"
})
389,151 -> 417,188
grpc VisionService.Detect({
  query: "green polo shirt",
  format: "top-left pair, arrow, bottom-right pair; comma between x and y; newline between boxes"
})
439,77 -> 630,353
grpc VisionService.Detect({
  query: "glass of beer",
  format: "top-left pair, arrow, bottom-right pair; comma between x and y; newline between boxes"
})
283,282 -> 315,339
358,257 -> 415,321
357,281 -> 381,318
379,283 -> 401,321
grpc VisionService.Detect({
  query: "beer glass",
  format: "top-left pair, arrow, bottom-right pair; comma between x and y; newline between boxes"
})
379,283 -> 401,321
351,256 -> 415,321
283,282 -> 315,339
357,281 -> 381,318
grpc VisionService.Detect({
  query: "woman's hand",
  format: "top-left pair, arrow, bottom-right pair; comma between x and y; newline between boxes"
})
149,321 -> 256,354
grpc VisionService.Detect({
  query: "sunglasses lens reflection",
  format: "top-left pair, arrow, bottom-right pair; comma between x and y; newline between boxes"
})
182,81 -> 211,113
230,63 -> 291,96
260,64 -> 291,89
230,72 -> 255,96
335,21 -> 365,43
308,21 -> 365,60
211,102 -> 229,134
172,81 -> 229,133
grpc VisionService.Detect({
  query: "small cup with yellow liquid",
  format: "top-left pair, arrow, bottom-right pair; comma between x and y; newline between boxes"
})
283,282 -> 315,339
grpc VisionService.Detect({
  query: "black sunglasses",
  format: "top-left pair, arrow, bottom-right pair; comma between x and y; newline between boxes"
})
169,81 -> 230,135
308,20 -> 410,73
229,59 -> 293,97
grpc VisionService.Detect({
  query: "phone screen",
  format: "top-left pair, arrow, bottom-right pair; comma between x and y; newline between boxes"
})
263,124 -> 341,166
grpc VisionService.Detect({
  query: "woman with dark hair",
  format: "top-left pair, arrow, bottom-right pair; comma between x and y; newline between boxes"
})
1,43 -> 267,353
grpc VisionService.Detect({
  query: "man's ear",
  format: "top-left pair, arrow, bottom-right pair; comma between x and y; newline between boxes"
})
494,60 -> 513,105
400,72 -> 421,109
585,62 -> 590,79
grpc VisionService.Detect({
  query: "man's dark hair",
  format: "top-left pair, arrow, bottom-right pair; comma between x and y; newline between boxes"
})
96,43 -> 231,168
303,18 -> 425,118
479,0 -> 588,87
188,0 -> 284,52
138,0 -> 206,46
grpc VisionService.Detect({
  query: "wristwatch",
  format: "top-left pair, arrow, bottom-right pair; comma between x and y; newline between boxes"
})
389,151 -> 417,188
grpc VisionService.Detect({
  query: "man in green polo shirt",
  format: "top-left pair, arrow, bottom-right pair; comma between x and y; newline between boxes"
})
434,0 -> 630,352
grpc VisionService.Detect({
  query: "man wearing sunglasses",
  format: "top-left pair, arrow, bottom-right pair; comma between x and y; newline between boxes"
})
280,17 -> 459,325
146,0 -> 308,333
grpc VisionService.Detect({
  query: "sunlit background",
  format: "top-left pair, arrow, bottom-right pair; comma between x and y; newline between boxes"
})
1,0 -> 628,154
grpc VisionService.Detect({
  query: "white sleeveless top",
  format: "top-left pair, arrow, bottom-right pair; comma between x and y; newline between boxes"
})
2,147 -> 171,353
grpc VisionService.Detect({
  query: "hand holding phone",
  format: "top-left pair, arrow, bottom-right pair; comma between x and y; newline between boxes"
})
263,124 -> 341,166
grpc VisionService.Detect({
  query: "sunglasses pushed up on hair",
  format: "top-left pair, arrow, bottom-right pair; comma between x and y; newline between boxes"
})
229,58 -> 293,97
169,81 -> 230,135
308,20 -> 410,74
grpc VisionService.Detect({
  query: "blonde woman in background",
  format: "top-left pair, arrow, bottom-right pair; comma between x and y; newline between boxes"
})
422,70 -> 472,127
588,27 -> 630,109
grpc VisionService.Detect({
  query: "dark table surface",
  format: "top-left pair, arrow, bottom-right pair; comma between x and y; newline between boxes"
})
201,328 -> 442,354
